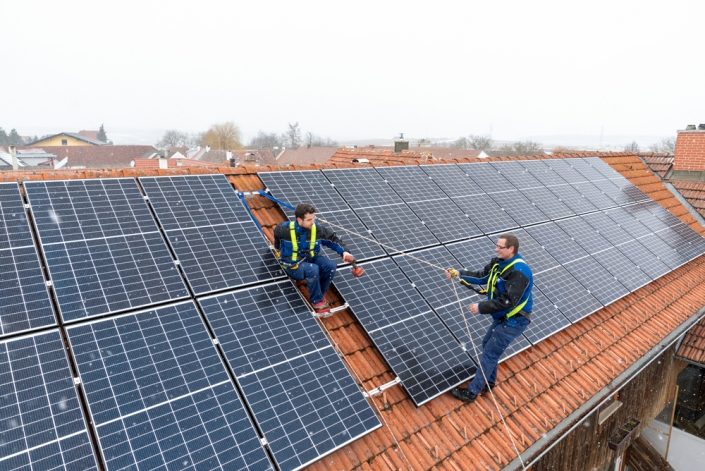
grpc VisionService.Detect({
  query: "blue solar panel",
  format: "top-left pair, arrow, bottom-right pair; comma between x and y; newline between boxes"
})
520,187 -> 575,220
354,204 -> 440,253
487,190 -> 550,227
66,302 -> 273,471
25,180 -> 189,322
546,159 -> 589,184
323,168 -> 403,209
333,258 -> 476,406
489,161 -> 542,190
259,170 -> 351,216
534,266 -> 602,323
519,160 -> 570,187
0,331 -> 98,471
563,255 -> 629,306
525,222 -> 589,265
572,182 -> 620,210
141,175 -> 284,295
199,281 -> 381,471
419,164 -> 484,198
0,183 -> 56,337
523,287 -> 572,345
312,210 -> 387,262
459,163 -> 517,194
376,166 -> 449,202
547,184 -> 598,215
453,194 -> 520,234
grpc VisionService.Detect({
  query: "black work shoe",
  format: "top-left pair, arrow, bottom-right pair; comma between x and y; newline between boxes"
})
450,387 -> 477,403
481,382 -> 496,393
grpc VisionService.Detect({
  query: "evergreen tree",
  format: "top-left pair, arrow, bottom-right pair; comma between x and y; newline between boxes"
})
0,128 -> 8,146
97,124 -> 108,143
8,129 -> 24,146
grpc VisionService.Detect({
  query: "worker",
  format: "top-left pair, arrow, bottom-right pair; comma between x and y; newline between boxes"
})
445,233 -> 533,403
274,203 -> 355,313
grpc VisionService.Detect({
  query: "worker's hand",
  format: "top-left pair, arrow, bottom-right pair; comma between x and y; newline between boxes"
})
445,268 -> 459,279
342,252 -> 355,263
468,303 -> 480,315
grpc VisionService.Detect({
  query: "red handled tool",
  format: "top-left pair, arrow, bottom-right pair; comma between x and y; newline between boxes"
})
351,261 -> 365,277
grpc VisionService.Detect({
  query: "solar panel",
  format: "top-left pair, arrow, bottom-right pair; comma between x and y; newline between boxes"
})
66,302 -> 274,471
563,255 -> 629,306
375,166 -> 449,202
620,184 -> 651,204
25,180 -> 189,322
520,187 -> 575,220
0,183 -> 56,337
656,225 -> 705,263
446,236 -> 498,271
489,161 -> 542,190
604,207 -> 652,239
354,203 -> 439,253
0,331 -> 98,471
590,247 -> 652,292
459,163 -> 517,194
258,170 -> 351,216
525,222 -> 589,265
556,217 -> 613,254
522,287 -> 572,344
199,282 -> 381,471
333,258 -> 476,406
623,202 -> 671,232
593,179 -> 631,206
521,160 -> 572,187
453,195 -> 520,234
140,175 -> 284,295
323,168 -> 403,209
487,229 -> 561,275
583,157 -> 622,180
547,184 -> 598,215
570,158 -> 611,183
615,236 -> 673,279
546,159 -> 589,184
534,266 -> 602,323
313,210 -> 387,261
572,182 -> 620,210
648,204 -> 684,228
419,164 -> 484,197
487,190 -> 550,227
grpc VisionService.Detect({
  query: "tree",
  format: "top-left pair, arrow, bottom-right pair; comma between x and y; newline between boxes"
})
649,136 -> 676,154
201,122 -> 243,150
249,131 -> 283,149
513,140 -> 543,155
453,134 -> 493,151
157,130 -> 197,148
284,122 -> 301,149
303,131 -> 338,148
624,141 -> 640,152
8,129 -> 25,146
0,128 -> 8,145
97,124 -> 108,143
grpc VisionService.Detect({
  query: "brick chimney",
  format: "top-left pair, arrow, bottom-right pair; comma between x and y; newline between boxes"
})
674,124 -> 705,171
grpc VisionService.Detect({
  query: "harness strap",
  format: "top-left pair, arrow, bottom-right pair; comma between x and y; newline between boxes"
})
487,258 -> 527,319
289,221 -> 316,262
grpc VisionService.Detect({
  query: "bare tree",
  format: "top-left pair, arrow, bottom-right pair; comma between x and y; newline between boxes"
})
157,130 -> 197,148
453,134 -> 494,151
513,140 -> 543,155
648,136 -> 676,154
304,131 -> 337,147
201,122 -> 243,150
284,122 -> 302,149
623,141 -> 640,152
249,131 -> 282,149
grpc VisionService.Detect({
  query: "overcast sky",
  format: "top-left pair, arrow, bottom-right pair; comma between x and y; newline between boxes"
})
3,0 -> 704,145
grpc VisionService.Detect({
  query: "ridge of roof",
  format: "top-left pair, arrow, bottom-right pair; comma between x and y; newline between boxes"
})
31,132 -> 108,146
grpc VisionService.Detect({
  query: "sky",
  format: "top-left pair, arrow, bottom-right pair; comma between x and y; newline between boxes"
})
3,0 -> 705,146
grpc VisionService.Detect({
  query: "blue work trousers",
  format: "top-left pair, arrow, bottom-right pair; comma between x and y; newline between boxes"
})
285,256 -> 337,304
468,315 -> 530,395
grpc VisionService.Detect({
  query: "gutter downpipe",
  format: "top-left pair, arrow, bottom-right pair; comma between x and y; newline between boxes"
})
504,305 -> 705,471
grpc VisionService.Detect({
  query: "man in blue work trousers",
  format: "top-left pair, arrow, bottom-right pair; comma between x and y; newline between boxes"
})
445,233 -> 533,403
274,203 -> 355,314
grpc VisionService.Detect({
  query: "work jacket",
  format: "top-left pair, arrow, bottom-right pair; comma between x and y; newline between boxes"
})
458,253 -> 533,320
273,221 -> 347,266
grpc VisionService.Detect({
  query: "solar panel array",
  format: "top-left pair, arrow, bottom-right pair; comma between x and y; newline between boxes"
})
0,183 -> 56,337
259,158 -> 705,407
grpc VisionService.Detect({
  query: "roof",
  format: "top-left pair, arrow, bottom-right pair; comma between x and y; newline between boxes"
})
640,152 -> 673,178
197,149 -> 277,166
276,146 -> 339,165
330,146 -> 487,164
78,130 -> 99,140
21,145 -> 156,167
329,147 -> 442,165
32,132 -> 107,146
133,157 -> 220,169
676,318 -> 705,367
2,152 -> 704,471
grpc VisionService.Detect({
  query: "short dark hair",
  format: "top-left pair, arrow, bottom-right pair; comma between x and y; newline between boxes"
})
499,233 -> 519,255
295,203 -> 317,220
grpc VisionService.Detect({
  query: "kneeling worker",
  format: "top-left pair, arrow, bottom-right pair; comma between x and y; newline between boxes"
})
445,233 -> 533,403
274,203 -> 355,313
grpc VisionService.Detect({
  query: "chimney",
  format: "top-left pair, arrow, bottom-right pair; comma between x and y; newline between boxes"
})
673,124 -> 705,171
394,133 -> 409,154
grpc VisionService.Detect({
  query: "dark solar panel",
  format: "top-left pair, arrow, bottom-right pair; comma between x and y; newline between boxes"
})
419,164 -> 484,197
490,161 -> 542,190
314,210 -> 387,261
141,175 -> 284,295
615,236 -> 673,279
547,159 -> 589,184
648,204 -> 684,228
525,222 -> 589,265
66,302 -> 274,471
584,157 -> 622,180
591,247 -> 652,292
547,184 -> 598,215
488,229 -> 561,274
523,287 -> 572,344
520,160 -> 571,187
258,170 -> 350,215
605,207 -> 652,239
376,165 -> 449,202
487,190 -> 550,227
460,163 -> 517,193
355,204 -> 439,253
556,217 -> 613,254
0,183 -> 56,337
572,182 -> 620,210
594,179 -> 630,206
563,255 -> 628,306
571,158 -> 611,183
520,187 -> 575,220
453,195 -> 520,234
623,202 -> 671,232
199,282 -> 381,471
534,266 -> 602,322
620,184 -> 651,204
581,211 -> 633,245
0,331 -> 98,471
656,225 -> 705,264
446,236 -> 498,271
25,180 -> 189,322
323,168 -> 403,209
333,258 -> 476,406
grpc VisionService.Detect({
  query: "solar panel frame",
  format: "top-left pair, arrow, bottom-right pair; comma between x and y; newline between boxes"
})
419,164 -> 484,198
199,281 -> 381,471
258,170 -> 351,216
572,182 -> 620,210
604,207 -> 653,239
590,247 -> 653,292
375,165 -> 450,202
525,222 -> 589,265
593,179 -> 631,206
322,168 -> 403,209
0,183 -> 35,250
66,301 -> 274,471
570,158 -> 612,183
546,184 -> 599,215
563,255 -> 629,306
459,163 -> 517,194
556,216 -> 613,254
520,187 -> 575,220
354,203 -> 440,253
452,195 -> 520,235
534,266 -> 603,323
311,210 -> 387,262
486,190 -> 550,227
0,330 -> 99,471
583,157 -> 622,180
489,161 -> 543,190
655,225 -> 705,263
406,199 -> 483,243
546,159 -> 589,184
520,160 -> 573,187
522,287 -> 572,345
614,236 -> 673,279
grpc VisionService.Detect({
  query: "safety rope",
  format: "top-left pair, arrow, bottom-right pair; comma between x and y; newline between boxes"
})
317,215 -> 528,470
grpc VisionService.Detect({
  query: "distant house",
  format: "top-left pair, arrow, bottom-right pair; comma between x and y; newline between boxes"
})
0,147 -> 57,168
276,147 -> 338,165
31,132 -> 107,146
22,145 -> 156,167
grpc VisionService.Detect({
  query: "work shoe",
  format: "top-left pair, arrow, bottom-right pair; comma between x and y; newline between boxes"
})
481,382 -> 496,393
313,301 -> 330,313
450,387 -> 477,403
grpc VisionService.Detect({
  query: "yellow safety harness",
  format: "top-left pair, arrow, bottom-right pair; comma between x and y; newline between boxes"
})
289,221 -> 316,266
486,258 -> 528,319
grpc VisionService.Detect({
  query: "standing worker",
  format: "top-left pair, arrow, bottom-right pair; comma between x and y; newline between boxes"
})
445,234 -> 533,403
274,203 -> 355,313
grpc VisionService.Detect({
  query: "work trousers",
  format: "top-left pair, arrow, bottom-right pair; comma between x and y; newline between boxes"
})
467,315 -> 530,395
285,256 -> 337,304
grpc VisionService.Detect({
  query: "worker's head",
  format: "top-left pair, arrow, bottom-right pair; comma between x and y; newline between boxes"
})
495,233 -> 519,260
295,203 -> 317,229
